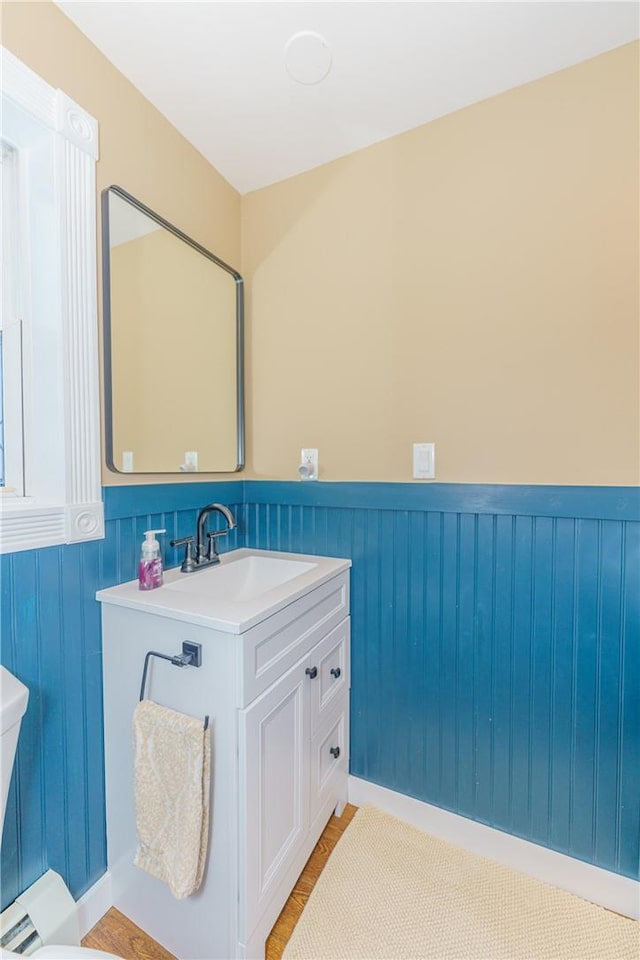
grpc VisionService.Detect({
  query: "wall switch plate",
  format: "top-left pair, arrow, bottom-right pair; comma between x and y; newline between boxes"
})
184,451 -> 198,471
122,451 -> 134,472
413,442 -> 435,479
299,448 -> 319,481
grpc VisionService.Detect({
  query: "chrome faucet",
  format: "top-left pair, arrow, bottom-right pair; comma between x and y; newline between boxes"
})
171,503 -> 236,573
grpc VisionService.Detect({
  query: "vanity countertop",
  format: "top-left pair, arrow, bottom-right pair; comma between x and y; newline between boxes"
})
96,547 -> 350,634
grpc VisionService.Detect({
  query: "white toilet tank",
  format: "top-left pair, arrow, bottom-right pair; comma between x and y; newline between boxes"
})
0,665 -> 29,838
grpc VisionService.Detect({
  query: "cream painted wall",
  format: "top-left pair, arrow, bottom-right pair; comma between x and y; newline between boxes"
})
242,42 -> 640,485
1,0 -> 242,485
3,4 -> 638,486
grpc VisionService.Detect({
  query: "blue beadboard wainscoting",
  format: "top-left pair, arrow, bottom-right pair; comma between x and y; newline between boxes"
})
240,482 -> 640,880
1,480 -> 638,910
0,482 -> 243,908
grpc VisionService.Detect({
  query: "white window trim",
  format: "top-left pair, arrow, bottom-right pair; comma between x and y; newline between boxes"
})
0,47 -> 104,553
1,142 -> 25,497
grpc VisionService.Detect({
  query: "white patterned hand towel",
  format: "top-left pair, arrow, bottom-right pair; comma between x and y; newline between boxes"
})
132,699 -> 211,899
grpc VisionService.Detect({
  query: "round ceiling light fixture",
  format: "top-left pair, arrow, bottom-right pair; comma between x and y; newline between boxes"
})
284,31 -> 333,85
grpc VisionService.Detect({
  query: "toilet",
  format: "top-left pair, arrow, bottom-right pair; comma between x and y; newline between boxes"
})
0,666 -> 121,960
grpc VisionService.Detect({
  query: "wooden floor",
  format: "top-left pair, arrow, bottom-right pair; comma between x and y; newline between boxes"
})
266,803 -> 357,960
82,803 -> 357,960
82,909 -> 176,960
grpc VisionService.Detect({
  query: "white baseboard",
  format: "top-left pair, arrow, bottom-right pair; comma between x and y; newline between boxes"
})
76,871 -> 113,939
348,776 -> 639,920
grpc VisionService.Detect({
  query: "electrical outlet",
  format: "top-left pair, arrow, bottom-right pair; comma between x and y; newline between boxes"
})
122,451 -> 134,472
299,448 -> 319,480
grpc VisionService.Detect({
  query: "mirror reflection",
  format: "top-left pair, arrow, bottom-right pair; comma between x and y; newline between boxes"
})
102,186 -> 244,474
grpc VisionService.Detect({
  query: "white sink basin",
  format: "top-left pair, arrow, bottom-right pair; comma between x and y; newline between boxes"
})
165,555 -> 316,602
96,548 -> 350,634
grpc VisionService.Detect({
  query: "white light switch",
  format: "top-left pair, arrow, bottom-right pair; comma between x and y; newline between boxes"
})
122,451 -> 134,472
413,443 -> 435,479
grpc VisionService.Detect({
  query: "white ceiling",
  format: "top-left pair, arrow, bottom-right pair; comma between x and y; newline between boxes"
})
56,1 -> 640,195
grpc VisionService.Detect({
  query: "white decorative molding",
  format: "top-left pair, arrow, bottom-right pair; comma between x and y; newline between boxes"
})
67,503 -> 105,543
0,47 -> 57,129
0,504 -> 67,553
57,90 -> 99,158
0,46 -> 104,554
348,776 -> 640,920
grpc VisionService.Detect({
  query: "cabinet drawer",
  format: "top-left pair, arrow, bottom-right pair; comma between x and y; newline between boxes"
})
239,572 -> 349,707
307,619 -> 350,735
309,700 -> 349,824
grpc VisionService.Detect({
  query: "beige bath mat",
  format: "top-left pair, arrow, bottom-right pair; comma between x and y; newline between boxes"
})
283,805 -> 639,959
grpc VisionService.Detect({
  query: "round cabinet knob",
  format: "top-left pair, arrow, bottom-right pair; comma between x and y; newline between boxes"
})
329,746 -> 340,759
305,666 -> 318,679
330,667 -> 341,679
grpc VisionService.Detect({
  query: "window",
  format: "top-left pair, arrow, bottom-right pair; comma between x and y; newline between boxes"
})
0,47 -> 104,553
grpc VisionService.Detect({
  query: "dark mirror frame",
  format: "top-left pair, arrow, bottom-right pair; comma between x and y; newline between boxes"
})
101,185 -> 245,474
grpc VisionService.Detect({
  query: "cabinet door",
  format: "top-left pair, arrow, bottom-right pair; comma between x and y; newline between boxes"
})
238,662 -> 310,941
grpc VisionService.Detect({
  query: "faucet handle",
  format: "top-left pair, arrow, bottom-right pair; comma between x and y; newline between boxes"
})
206,530 -> 228,561
170,535 -> 195,548
170,536 -> 196,572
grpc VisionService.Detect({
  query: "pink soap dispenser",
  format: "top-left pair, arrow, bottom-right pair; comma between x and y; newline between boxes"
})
138,529 -> 166,590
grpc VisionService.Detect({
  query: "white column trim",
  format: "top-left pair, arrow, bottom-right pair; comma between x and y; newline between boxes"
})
60,132 -> 103,543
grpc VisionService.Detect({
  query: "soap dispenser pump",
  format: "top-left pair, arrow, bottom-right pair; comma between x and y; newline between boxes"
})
139,529 -> 166,591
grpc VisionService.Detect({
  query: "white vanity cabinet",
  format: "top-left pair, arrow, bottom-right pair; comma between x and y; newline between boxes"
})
239,616 -> 350,952
97,549 -> 350,960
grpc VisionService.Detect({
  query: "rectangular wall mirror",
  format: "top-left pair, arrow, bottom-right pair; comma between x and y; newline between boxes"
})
102,185 -> 244,474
